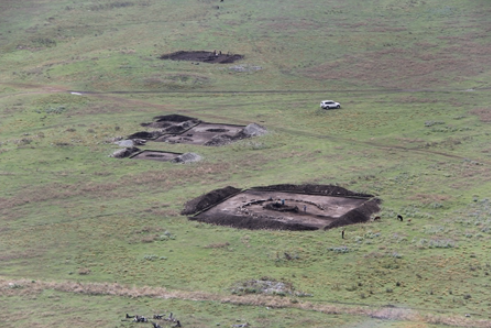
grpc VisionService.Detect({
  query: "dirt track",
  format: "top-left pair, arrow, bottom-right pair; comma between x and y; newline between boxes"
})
2,82 -> 490,165
0,277 -> 487,328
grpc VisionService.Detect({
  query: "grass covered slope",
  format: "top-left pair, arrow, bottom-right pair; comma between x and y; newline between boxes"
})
1,1 -> 491,327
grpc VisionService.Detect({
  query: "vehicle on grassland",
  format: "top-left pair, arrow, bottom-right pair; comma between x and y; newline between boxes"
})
320,100 -> 341,109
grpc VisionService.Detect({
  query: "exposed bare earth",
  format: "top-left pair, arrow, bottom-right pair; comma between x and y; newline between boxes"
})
160,51 -> 244,64
184,185 -> 380,230
155,122 -> 246,145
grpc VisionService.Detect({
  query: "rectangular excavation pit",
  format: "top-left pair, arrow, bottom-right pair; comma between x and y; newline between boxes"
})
188,185 -> 380,231
154,122 -> 245,145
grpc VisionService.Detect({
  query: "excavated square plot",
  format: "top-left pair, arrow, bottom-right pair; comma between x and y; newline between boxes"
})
195,189 -> 368,230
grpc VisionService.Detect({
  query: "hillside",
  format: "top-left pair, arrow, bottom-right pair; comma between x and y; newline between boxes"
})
1,1 -> 491,327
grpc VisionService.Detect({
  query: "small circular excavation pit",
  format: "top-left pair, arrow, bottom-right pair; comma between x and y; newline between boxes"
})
130,151 -> 202,164
160,51 -> 244,64
130,150 -> 182,162
182,184 -> 381,231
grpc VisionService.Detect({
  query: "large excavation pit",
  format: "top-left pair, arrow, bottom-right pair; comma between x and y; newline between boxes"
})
130,114 -> 267,146
155,122 -> 246,145
182,185 -> 381,231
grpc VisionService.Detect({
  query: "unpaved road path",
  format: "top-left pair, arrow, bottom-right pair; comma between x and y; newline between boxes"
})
0,277 -> 488,328
2,82 -> 489,165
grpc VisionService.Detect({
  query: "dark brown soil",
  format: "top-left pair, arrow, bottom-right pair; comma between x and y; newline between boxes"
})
130,150 -> 182,162
181,186 -> 242,215
251,184 -> 374,198
153,114 -> 196,122
160,51 -> 243,64
183,184 -> 381,231
127,131 -> 160,140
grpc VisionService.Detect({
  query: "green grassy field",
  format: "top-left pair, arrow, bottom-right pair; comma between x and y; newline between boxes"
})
2,0 -> 491,327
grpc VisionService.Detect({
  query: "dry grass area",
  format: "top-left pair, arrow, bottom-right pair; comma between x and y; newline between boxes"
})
2,2 -> 491,327
0,278 -> 489,328
300,30 -> 491,89
469,108 -> 491,122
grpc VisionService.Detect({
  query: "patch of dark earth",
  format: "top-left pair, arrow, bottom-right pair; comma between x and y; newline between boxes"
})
160,51 -> 243,64
182,184 -> 381,231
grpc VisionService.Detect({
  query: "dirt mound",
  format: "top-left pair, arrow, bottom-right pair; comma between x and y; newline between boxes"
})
251,184 -> 374,198
204,133 -> 235,146
162,120 -> 197,134
172,152 -> 202,164
203,123 -> 268,146
241,123 -> 268,137
110,147 -> 141,158
141,115 -> 200,129
114,139 -> 146,147
324,198 -> 381,230
127,131 -> 162,140
160,51 -> 244,64
181,186 -> 242,215
153,114 -> 196,122
189,213 -> 319,231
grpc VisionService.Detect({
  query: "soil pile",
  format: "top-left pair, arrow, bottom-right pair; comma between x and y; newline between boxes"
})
153,114 -> 196,122
127,131 -> 162,140
110,147 -> 141,158
162,120 -> 197,134
324,198 -> 381,230
181,186 -> 242,215
204,123 -> 268,146
239,123 -> 268,138
172,152 -> 202,164
190,213 -> 319,231
142,115 -> 201,129
251,184 -> 374,198
160,51 -> 243,64
204,133 -> 235,146
115,139 -> 146,147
